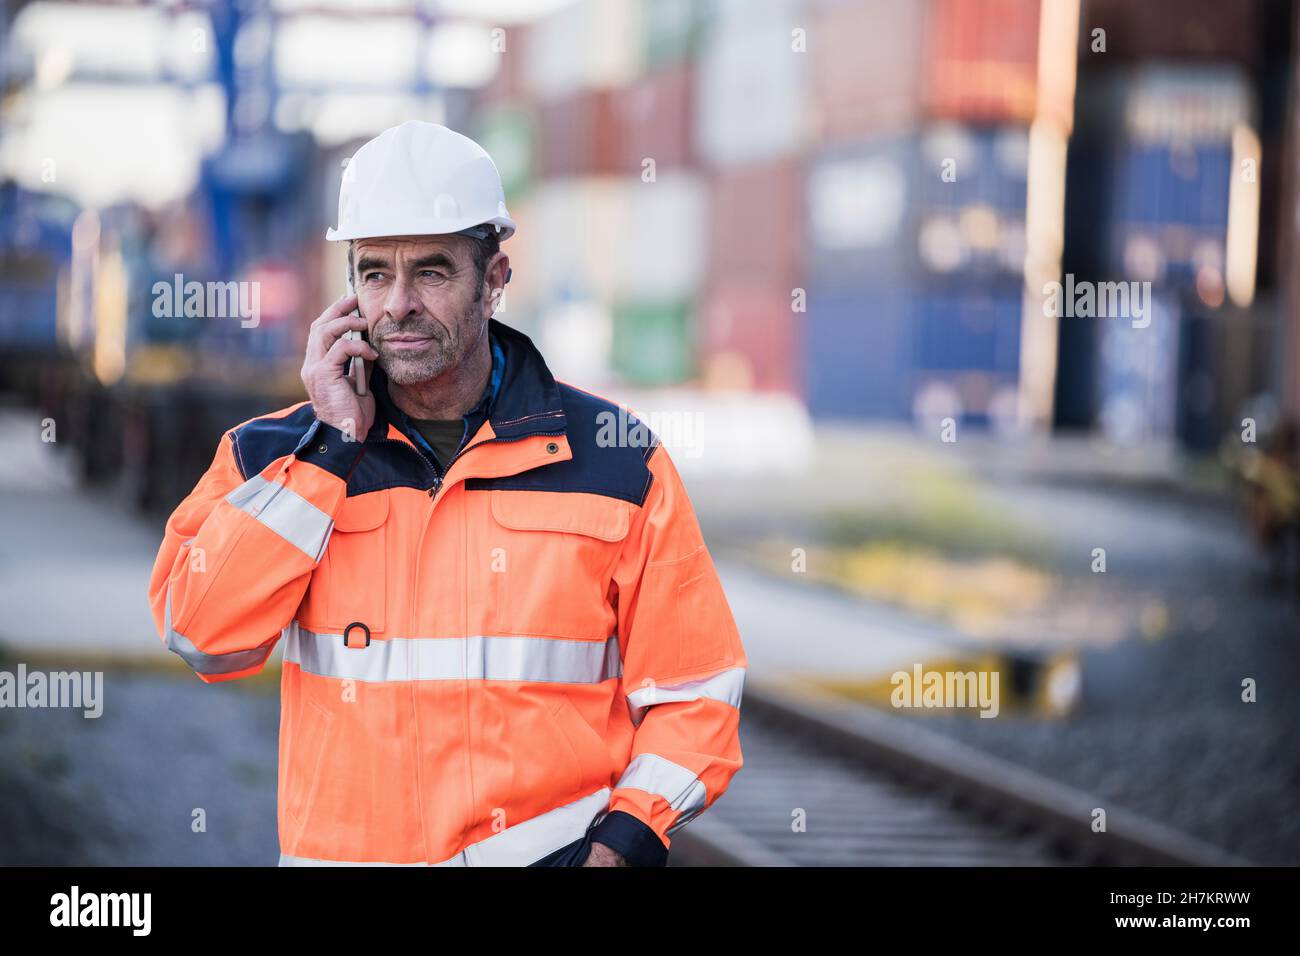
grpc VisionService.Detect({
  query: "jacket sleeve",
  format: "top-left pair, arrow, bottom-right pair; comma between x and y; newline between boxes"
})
589,440 -> 747,865
147,418 -> 364,683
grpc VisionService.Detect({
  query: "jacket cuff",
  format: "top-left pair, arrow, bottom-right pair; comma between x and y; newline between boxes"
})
293,420 -> 366,480
589,810 -> 668,867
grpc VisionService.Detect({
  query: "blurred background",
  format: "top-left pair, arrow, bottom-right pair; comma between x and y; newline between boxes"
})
0,0 -> 1297,866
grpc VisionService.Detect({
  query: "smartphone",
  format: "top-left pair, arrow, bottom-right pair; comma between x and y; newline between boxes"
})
343,275 -> 368,396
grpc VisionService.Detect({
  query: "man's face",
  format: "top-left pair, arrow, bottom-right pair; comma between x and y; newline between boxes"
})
352,234 -> 488,386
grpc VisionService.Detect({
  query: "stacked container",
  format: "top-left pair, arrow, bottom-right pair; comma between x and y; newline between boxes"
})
802,0 -> 1039,424
1094,65 -> 1252,446
459,0 -> 1262,446
694,0 -> 809,394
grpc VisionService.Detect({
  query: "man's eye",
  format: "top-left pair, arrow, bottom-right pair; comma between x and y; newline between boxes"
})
419,270 -> 446,280
361,273 -> 385,283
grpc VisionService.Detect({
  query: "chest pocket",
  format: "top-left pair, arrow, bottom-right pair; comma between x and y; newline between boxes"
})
302,490 -> 389,635
488,490 -> 631,641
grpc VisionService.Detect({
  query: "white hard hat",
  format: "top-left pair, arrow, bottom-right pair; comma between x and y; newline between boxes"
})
326,121 -> 516,243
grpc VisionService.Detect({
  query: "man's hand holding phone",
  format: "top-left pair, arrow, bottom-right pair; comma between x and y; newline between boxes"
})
301,292 -> 377,443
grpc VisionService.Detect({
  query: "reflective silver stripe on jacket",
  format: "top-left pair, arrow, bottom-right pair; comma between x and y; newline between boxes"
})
626,666 -> 745,726
285,624 -> 622,684
164,585 -> 276,676
225,474 -> 333,561
278,787 -> 612,866
614,753 -> 708,836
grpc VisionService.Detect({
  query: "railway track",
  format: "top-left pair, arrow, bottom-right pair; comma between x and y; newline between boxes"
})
669,680 -> 1247,867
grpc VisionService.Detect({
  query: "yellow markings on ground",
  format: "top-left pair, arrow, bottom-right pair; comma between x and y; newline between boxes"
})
808,649 -> 1083,720
830,543 -> 1054,636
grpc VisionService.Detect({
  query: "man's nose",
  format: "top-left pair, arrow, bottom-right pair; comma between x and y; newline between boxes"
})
383,274 -> 422,322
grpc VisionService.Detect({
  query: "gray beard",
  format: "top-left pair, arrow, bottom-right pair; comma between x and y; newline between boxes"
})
378,344 -> 453,386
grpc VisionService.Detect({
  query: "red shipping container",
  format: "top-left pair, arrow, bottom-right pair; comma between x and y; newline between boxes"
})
808,0 -> 924,142
699,283 -> 804,395
924,0 -> 1041,123
708,158 -> 805,288
614,61 -> 695,172
536,89 -> 623,178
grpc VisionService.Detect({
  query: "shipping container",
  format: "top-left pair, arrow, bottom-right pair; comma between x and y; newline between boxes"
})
523,0 -> 644,103
807,0 -> 924,142
616,171 -> 709,301
1105,149 -> 1233,290
695,4 -> 808,167
912,287 -> 1022,378
533,177 -> 629,305
1101,66 -> 1251,287
1122,64 -> 1254,144
614,60 -> 695,172
804,280 -> 914,420
803,276 -> 1026,423
909,285 -> 1024,428
1109,143 -> 1234,232
1061,65 -> 1252,433
699,283 -> 803,394
912,123 -> 1029,284
923,0 -> 1041,123
1094,292 -> 1182,446
914,124 -> 1030,211
805,135 -> 919,285
473,104 -> 537,199
536,90 -> 623,178
643,0 -> 708,70
709,157 -> 804,287
611,297 -> 695,386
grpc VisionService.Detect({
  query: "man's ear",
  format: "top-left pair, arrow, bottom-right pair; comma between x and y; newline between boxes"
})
484,252 -> 510,315
489,251 -> 510,288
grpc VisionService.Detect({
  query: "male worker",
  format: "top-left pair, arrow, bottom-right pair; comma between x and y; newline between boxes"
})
147,121 -> 746,866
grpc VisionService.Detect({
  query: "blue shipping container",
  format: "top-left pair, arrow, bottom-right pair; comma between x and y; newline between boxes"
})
1094,293 -> 1181,445
912,288 -> 1022,376
805,135 -> 920,286
804,281 -> 914,420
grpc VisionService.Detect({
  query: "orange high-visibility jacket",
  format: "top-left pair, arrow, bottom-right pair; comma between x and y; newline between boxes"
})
148,318 -> 746,866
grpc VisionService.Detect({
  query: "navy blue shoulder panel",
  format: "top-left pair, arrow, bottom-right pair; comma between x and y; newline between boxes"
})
228,400 -> 440,496
465,383 -> 660,507
227,386 -> 661,506
346,440 -> 437,495
228,403 -> 317,480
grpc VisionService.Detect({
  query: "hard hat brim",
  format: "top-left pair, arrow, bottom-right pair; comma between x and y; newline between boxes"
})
326,215 -> 515,243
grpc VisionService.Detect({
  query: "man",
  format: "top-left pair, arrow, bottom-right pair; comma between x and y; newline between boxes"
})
147,121 -> 747,866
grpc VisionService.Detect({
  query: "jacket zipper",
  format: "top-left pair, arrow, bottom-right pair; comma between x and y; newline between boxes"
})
374,435 -> 440,483
416,423 -> 566,861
